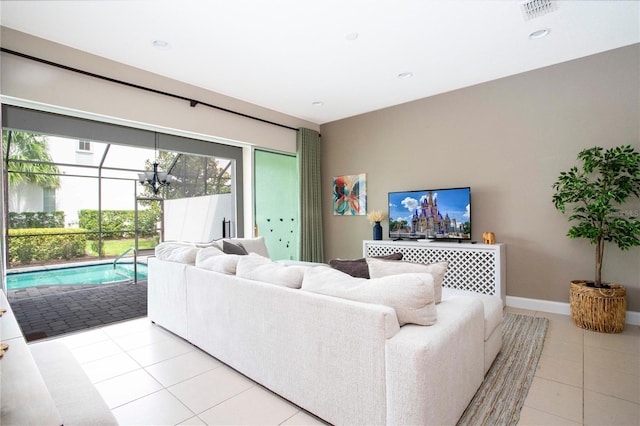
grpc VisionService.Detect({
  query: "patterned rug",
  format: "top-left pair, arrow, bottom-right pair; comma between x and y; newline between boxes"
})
457,313 -> 549,426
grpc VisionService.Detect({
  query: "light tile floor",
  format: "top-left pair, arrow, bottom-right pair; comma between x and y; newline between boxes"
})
37,311 -> 639,425
507,307 -> 640,426
50,317 -> 326,426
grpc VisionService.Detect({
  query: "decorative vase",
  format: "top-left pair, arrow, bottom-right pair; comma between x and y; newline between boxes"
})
373,221 -> 383,240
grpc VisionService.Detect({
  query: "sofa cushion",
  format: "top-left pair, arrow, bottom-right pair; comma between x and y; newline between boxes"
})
155,242 -> 200,264
195,247 -> 241,274
367,259 -> 448,304
442,288 -> 503,340
329,253 -> 403,278
302,266 -> 436,326
222,240 -> 249,255
236,253 -> 307,289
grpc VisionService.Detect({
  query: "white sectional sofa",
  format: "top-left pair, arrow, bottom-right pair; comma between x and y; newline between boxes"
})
148,238 -> 503,425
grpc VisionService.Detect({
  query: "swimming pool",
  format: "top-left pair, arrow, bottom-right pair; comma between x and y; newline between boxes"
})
6,263 -> 148,290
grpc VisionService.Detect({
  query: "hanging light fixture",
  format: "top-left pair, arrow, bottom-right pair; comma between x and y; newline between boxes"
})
138,134 -> 173,195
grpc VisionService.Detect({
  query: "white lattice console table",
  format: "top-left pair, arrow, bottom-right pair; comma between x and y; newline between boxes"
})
363,240 -> 506,303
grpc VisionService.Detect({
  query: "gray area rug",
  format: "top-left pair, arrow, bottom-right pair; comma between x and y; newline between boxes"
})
457,312 -> 549,426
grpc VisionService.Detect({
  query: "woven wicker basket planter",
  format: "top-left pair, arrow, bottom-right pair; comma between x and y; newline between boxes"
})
570,280 -> 626,333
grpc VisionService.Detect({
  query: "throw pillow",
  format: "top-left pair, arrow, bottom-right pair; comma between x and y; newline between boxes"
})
222,240 -> 248,255
302,266 -> 436,326
209,254 -> 243,274
195,246 -> 224,269
236,253 -> 307,289
366,258 -> 448,304
328,258 -> 369,278
225,237 -> 270,258
329,252 -> 403,278
155,242 -> 200,264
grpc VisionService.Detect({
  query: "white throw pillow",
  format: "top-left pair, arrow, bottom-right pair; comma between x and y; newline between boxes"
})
236,253 -> 307,289
195,246 -> 224,268
302,266 -> 437,326
155,242 -> 200,264
195,247 -> 241,274
366,258 -> 448,304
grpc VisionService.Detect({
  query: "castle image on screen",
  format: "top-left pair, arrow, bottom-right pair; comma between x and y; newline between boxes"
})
388,187 -> 471,240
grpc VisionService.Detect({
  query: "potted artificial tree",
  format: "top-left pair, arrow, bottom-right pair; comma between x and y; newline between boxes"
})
552,144 -> 640,333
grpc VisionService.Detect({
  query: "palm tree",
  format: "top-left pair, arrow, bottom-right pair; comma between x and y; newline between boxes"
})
2,130 -> 60,188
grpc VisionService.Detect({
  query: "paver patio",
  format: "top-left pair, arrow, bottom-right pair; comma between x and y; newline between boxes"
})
7,281 -> 147,341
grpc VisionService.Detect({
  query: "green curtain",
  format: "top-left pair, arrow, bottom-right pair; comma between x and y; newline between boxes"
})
297,128 -> 324,263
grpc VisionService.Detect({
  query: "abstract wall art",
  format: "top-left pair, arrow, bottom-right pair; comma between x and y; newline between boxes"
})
333,173 -> 367,215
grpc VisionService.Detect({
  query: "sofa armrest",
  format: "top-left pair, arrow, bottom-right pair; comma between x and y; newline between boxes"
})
147,258 -> 189,337
385,297 -> 484,426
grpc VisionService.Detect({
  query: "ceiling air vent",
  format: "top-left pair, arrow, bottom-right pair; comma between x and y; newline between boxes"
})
521,0 -> 557,20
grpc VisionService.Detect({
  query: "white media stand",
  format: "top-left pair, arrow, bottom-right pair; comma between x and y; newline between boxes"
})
363,240 -> 506,303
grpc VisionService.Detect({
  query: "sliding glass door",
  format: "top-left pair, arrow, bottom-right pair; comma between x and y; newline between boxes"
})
2,105 -> 244,270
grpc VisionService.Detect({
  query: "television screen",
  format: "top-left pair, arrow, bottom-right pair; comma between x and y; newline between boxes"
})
388,187 -> 471,240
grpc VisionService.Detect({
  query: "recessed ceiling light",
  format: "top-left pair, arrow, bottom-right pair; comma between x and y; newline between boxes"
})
152,39 -> 170,49
345,32 -> 359,41
398,72 -> 413,79
529,28 -> 550,39
312,101 -> 324,107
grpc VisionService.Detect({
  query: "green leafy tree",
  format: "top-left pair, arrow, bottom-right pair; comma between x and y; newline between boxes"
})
552,145 -> 640,287
2,130 -> 60,189
139,151 -> 231,200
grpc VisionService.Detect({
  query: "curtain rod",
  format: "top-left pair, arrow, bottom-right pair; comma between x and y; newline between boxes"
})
0,47 -> 299,132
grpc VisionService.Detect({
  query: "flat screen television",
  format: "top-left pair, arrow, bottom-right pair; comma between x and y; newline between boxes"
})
388,187 -> 471,240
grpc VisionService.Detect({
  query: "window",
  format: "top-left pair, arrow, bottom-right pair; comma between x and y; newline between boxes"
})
42,188 -> 56,212
2,105 -> 245,269
77,139 -> 91,152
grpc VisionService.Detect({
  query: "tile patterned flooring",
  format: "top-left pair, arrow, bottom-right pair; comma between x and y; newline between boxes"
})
506,307 -> 640,426
32,309 -> 639,425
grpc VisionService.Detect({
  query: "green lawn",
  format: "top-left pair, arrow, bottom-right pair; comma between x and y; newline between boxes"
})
86,238 -> 157,256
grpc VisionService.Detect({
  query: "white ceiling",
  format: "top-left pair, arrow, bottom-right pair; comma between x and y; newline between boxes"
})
1,1 -> 639,125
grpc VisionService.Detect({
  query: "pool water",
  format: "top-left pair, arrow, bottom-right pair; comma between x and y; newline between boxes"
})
6,263 -> 148,290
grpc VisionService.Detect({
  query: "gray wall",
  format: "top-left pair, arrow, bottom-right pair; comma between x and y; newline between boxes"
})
320,44 -> 640,311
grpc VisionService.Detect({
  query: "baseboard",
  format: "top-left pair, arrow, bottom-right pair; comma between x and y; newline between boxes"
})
506,296 -> 640,326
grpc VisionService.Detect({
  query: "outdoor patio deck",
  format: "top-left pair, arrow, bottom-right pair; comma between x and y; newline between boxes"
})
7,281 -> 147,342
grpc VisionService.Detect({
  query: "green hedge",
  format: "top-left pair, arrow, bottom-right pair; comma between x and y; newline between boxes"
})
8,228 -> 87,265
78,209 -> 159,239
9,211 -> 65,229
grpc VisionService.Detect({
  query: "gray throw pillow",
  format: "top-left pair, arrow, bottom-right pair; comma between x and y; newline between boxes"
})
222,240 -> 248,255
329,252 -> 403,278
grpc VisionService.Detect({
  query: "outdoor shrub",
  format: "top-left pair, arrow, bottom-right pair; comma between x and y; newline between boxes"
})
138,209 -> 161,238
79,209 -> 160,239
8,228 -> 87,265
14,243 -> 34,265
9,211 -> 65,229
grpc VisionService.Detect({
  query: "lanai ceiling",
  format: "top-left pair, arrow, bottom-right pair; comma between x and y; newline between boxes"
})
1,0 -> 638,124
